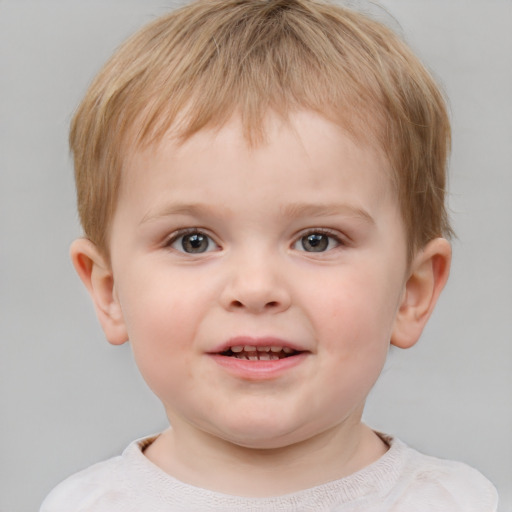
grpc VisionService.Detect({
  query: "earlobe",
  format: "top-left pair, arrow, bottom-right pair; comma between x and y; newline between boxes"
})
70,238 -> 128,346
391,238 -> 451,349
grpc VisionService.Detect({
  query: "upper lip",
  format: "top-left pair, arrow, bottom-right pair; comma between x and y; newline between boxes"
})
208,336 -> 307,354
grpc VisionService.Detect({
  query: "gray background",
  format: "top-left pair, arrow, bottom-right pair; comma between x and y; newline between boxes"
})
1,1 -> 510,511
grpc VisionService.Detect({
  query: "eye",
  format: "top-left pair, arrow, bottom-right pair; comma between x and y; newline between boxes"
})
169,231 -> 217,254
294,231 -> 341,253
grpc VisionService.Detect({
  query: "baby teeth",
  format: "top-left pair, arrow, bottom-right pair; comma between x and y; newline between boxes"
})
230,345 -> 289,353
230,352 -> 282,361
227,345 -> 296,358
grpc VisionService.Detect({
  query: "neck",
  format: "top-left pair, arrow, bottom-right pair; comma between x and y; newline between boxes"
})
144,419 -> 388,497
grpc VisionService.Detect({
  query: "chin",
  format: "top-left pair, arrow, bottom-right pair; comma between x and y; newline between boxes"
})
210,417 -> 314,450
224,433 -> 300,451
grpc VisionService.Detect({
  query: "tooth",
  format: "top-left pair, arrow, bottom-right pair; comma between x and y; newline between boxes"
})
247,354 -> 258,361
231,346 -> 244,353
258,353 -> 271,360
256,346 -> 271,352
270,346 -> 282,352
283,347 -> 294,354
269,353 -> 279,360
244,345 -> 256,352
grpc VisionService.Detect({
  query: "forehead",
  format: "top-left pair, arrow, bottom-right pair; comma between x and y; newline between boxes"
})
124,109 -> 390,183
118,111 -> 397,222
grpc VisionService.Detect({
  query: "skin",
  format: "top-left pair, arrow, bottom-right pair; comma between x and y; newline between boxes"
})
72,110 -> 451,496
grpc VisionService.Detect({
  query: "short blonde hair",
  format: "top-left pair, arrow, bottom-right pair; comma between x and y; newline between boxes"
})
70,0 -> 452,258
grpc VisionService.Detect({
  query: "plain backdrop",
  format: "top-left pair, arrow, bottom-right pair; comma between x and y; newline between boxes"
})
1,1 -> 511,511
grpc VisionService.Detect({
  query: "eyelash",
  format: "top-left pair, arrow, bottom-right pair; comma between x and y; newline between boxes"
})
293,229 -> 345,253
163,228 -> 346,255
164,228 -> 218,254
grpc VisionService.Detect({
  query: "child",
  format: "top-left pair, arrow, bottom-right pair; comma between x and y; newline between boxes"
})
41,0 -> 498,510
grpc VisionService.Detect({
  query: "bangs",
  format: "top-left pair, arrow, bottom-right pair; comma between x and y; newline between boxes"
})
70,0 -> 451,256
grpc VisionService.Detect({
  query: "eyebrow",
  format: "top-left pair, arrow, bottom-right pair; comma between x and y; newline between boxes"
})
280,203 -> 375,224
139,203 -> 233,225
140,202 -> 374,225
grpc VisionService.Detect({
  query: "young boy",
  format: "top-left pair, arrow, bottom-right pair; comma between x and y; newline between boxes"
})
41,0 -> 498,510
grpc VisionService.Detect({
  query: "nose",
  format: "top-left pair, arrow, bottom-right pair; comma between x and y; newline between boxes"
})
219,252 -> 292,314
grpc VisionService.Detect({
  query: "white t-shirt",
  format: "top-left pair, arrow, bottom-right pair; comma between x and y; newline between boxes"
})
40,434 -> 498,512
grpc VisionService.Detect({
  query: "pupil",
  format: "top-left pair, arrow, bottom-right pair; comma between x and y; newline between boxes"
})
182,233 -> 208,253
303,234 -> 328,252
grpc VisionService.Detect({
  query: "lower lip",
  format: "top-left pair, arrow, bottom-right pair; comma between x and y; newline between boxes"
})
209,353 -> 308,380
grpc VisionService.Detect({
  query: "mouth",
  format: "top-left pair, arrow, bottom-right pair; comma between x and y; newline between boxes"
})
220,345 -> 299,361
208,338 -> 308,379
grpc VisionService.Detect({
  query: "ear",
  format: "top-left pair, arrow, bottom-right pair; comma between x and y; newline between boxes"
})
70,238 -> 128,345
391,238 -> 451,349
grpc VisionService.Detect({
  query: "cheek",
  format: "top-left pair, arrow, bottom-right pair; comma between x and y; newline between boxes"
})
118,278 -> 200,398
314,295 -> 391,419
307,268 -> 399,390
130,319 -> 198,406
312,270 -> 399,347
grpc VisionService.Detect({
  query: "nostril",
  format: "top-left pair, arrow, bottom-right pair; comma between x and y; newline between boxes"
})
229,299 -> 280,311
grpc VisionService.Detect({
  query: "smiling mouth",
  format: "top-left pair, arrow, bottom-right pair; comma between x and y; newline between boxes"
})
220,345 -> 299,361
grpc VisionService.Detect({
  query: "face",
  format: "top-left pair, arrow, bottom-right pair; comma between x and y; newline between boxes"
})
108,111 -> 409,449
